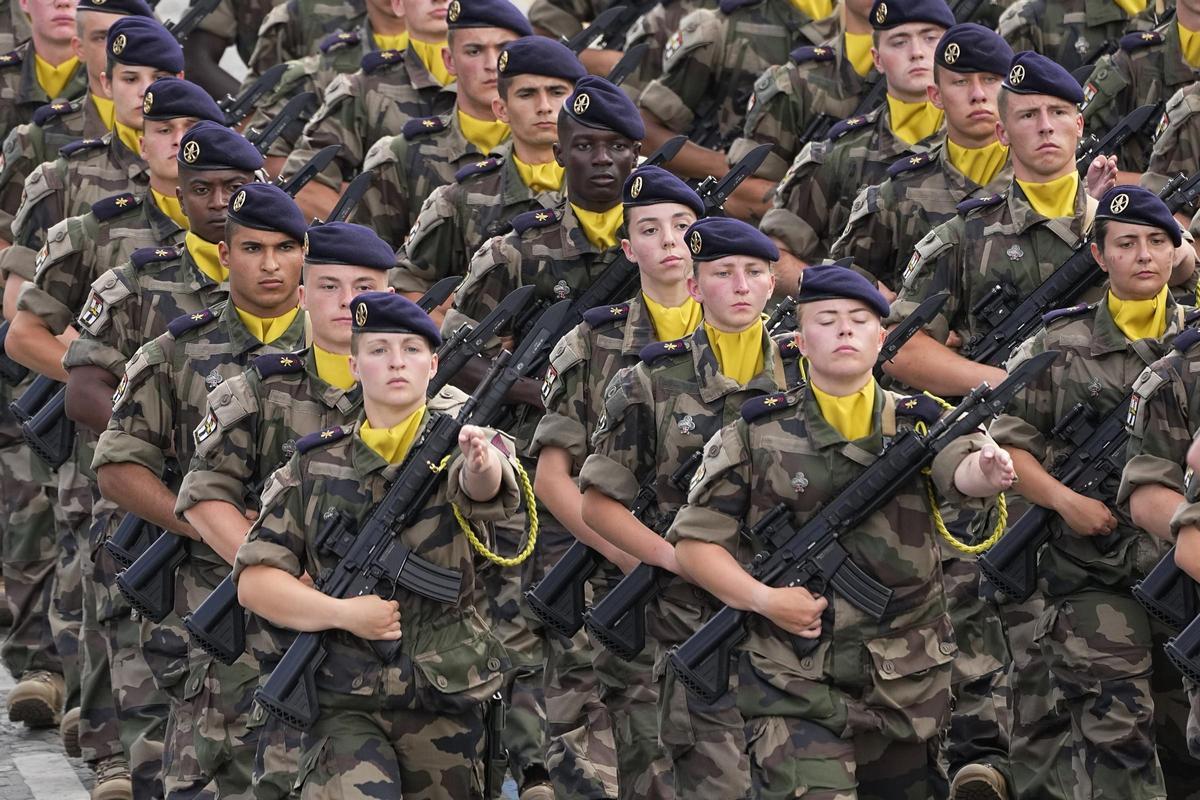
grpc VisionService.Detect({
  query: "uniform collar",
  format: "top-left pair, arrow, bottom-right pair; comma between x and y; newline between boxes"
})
144,191 -> 187,241
689,322 -> 786,402
498,145 -> 563,208
801,376 -> 887,454
622,292 -> 670,356
180,242 -> 225,293
1091,287 -> 1182,357
559,200 -> 626,257
872,103 -> 937,160
1164,21 -> 1200,87
217,294 -> 308,357
405,39 -> 455,91
302,345 -> 362,411
1084,0 -> 1134,26
350,411 -> 434,478
1007,177 -> 1091,245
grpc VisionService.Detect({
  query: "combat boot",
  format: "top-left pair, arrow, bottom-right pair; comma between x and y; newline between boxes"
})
0,576 -> 12,627
61,705 -> 81,757
950,763 -> 1008,800
91,754 -> 133,800
7,669 -> 64,727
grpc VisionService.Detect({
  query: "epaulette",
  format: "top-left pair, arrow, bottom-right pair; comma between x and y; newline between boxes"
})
956,193 -> 1005,215
1186,307 -> 1200,326
1173,327 -> 1200,352
0,50 -> 21,68
511,208 -> 559,234
455,157 -> 502,182
253,351 -> 306,378
296,425 -> 349,453
1041,302 -> 1093,326
741,391 -> 798,422
887,152 -> 932,178
639,338 -> 691,364
826,115 -> 869,142
167,307 -> 215,338
59,137 -> 105,158
403,116 -> 446,140
362,48 -> 404,73
894,394 -> 944,425
32,99 -> 76,126
319,29 -> 361,53
719,0 -> 763,13
91,193 -> 139,221
130,244 -> 181,268
583,303 -> 630,327
789,44 -> 835,65
1120,30 -> 1163,52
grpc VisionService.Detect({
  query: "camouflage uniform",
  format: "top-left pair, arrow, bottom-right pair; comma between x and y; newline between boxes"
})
761,105 -> 939,264
670,384 -> 984,799
193,0 -> 280,68
996,0 -> 1159,73
527,0 -> 618,39
617,0 -> 718,100
231,414 -> 518,800
347,112 -> 502,250
1080,24 -> 1199,176
577,321 -> 795,799
1143,81 -> 1200,193
636,0 -> 838,151
245,0 -> 366,77
829,141 -> 1014,291
393,148 -> 561,295
0,0 -> 30,52
0,41 -> 87,145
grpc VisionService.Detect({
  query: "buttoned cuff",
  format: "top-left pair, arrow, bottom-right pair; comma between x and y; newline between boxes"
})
577,452 -> 639,506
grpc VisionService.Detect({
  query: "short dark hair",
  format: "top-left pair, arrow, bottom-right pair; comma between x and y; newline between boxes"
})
1093,219 -> 1112,253
497,73 -> 513,99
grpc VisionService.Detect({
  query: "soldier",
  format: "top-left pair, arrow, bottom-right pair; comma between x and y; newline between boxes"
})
0,0 -> 86,137
245,0 -> 368,78
997,0 -> 1158,74
180,0 -> 276,99
577,214 -> 793,798
830,24 -> 1012,293
393,36 -> 583,298
234,291 -> 517,800
1142,81 -> 1200,193
671,263 -> 1016,799
348,0 -> 532,248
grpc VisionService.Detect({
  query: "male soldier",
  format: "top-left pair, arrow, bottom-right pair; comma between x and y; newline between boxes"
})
991,185 -> 1195,800
761,0 -> 953,274
91,180 -> 306,800
577,214 -> 791,798
393,36 -> 583,300
997,0 -> 1157,74
0,0 -> 86,136
672,263 -> 1016,799
245,0 -> 368,78
830,23 -> 1012,293
348,0 -> 531,248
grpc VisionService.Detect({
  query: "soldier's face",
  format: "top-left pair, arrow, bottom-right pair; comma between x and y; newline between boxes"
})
555,122 -> 640,209
930,70 -> 1002,146
351,333 -> 437,414
21,0 -> 75,47
688,256 -> 774,332
219,228 -> 303,317
622,203 -> 696,289
299,265 -> 391,351
1092,221 -> 1174,302
72,10 -> 117,83
996,94 -> 1082,180
446,28 -> 519,113
140,116 -> 197,182
178,168 -> 253,242
101,64 -> 179,129
494,76 -> 573,148
401,0 -> 449,40
795,299 -> 885,382
871,23 -> 943,103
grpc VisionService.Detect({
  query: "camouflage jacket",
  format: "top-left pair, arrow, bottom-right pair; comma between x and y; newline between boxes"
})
1080,23 -> 1200,174
194,0 -> 280,66
244,0 -> 366,78
279,44 -> 458,189
636,0 -> 838,148
829,142 -> 1013,291
347,110 -> 502,249
0,0 -> 29,53
1143,81 -> 1200,192
762,103 -> 939,263
232,413 -> 516,707
0,42 -> 87,143
990,297 -> 1190,596
619,0 -> 719,100
527,0 -> 619,39
997,0 -> 1159,73
393,148 -> 561,294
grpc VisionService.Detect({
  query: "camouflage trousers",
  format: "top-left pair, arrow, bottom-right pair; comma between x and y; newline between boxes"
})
48,472 -> 82,709
297,690 -> 486,800
254,710 -> 302,800
592,634 -> 672,799
658,655 -> 750,799
1149,620 -> 1200,800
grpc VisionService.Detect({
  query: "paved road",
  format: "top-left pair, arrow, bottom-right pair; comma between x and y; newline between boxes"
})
0,663 -> 93,800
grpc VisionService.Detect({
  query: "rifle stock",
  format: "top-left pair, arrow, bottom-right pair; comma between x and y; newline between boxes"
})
1166,611 -> 1200,682
1133,545 -> 1199,632
115,532 -> 186,622
18,383 -> 74,469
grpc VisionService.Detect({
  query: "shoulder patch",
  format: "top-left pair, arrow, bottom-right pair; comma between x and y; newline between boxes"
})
253,351 -> 306,377
741,391 -> 798,422
319,29 -> 361,53
90,192 -> 140,221
403,115 -> 446,140
0,50 -> 21,68
887,152 -> 932,178
1041,302 -> 1093,326
639,338 -> 692,364
59,137 -> 105,158
789,44 -> 835,64
362,48 -> 404,74
956,193 -> 1005,215
512,207 -> 560,234
166,307 -> 215,338
894,393 -> 944,425
32,100 -> 76,126
454,156 -> 502,182
1173,327 -> 1200,352
1120,30 -> 1163,52
130,244 -> 181,268
582,303 -> 630,327
826,115 -> 869,142
719,0 -> 763,12
296,425 -> 349,453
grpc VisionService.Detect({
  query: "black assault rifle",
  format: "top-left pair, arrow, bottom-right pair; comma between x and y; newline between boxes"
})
792,77 -> 888,155
11,376 -> 73,468
220,64 -> 288,129
165,0 -> 221,41
1075,103 -> 1161,176
1133,545 -> 1199,632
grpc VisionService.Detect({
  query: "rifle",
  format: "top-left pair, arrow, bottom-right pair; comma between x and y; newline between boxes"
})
563,5 -> 628,53
104,460 -> 182,569
605,42 -> 648,87
325,170 -> 372,223
16,381 -> 73,469
483,691 -> 508,800
793,77 -> 887,152
1166,605 -> 1200,682
765,296 -> 797,335
695,143 -> 771,217
596,0 -> 660,50
278,145 -> 341,198
951,0 -> 985,22
1075,103 -> 1160,175
247,91 -> 318,156
164,0 -> 221,41
668,350 -> 1057,703
1133,545 -> 1199,632
1159,172 -> 1200,220
0,320 -> 30,385
221,64 -> 289,128
525,451 -> 700,640
430,285 -> 538,397
580,293 -> 951,660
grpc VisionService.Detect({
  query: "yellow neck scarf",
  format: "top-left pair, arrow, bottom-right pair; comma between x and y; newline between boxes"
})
410,37 -> 453,86
643,292 -> 703,342
186,231 -> 227,283
34,54 -> 78,99
844,31 -> 874,77
313,344 -> 356,390
513,154 -> 564,193
373,31 -> 410,51
152,188 -> 188,229
886,94 -> 944,146
457,109 -> 510,153
90,93 -> 114,131
788,0 -> 833,20
811,378 -> 876,441
946,139 -> 1009,187
571,203 -> 623,250
235,305 -> 300,344
704,321 -> 764,385
360,406 -> 426,464
115,121 -> 141,157
1180,21 -> 1200,68
1108,286 -> 1168,341
1016,171 -> 1079,219
1114,0 -> 1147,13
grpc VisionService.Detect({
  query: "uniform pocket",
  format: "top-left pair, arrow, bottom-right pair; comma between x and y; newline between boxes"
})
862,616 -> 956,741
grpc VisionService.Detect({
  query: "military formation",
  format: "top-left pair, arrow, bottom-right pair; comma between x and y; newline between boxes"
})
3,0 -> 1200,797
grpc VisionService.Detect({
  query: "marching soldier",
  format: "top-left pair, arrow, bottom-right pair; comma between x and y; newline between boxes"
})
997,0 -> 1158,73
0,0 -> 86,137
245,0 -> 369,78
1142,81 -> 1200,193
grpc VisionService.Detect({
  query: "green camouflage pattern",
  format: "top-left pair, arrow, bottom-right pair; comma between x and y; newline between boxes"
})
0,42 -> 87,145
1144,82 -> 1200,193
194,0 -> 280,66
996,0 -> 1159,73
244,0 -> 366,77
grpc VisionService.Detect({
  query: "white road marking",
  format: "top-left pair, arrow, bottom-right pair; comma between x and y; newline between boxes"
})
13,754 -> 89,800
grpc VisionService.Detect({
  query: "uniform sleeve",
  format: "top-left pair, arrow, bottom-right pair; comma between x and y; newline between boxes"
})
577,363 -> 655,504
996,0 -> 1040,55
91,337 -> 174,476
12,158 -> 65,256
829,182 -> 895,287
61,333 -> 125,376
728,61 -> 806,182
667,421 -> 751,552
885,217 -> 962,343
0,122 -> 36,242
1117,361 -> 1190,505
930,428 -> 993,506
348,135 -> 413,250
17,215 -> 89,334
759,140 -> 831,263
394,182 -> 464,293
1143,88 -> 1200,192
440,233 -> 520,355
445,428 -> 522,522
174,372 -> 262,516
637,8 -> 723,133
279,72 -> 359,189
1080,51 -> 1132,149
245,2 -> 295,76
232,459 -> 308,580
986,330 -> 1057,464
527,323 -> 592,467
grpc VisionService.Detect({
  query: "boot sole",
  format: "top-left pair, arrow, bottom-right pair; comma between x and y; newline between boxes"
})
9,697 -> 59,728
61,721 -> 80,757
952,782 -> 1005,800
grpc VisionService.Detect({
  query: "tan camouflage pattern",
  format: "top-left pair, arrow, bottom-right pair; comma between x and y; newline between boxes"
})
245,0 -> 366,77
996,0 -> 1158,72
0,42 -> 87,144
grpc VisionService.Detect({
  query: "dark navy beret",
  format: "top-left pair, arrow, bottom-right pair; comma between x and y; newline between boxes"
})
177,120 -> 264,171
498,36 -> 585,82
562,76 -> 644,141
936,23 -> 1013,75
351,291 -> 442,347
686,217 -> 779,263
226,182 -> 306,242
623,165 -> 703,218
107,17 -> 184,73
1095,185 -> 1182,247
77,0 -> 153,16
142,78 -> 224,122
446,0 -> 532,35
304,222 -> 396,271
1003,50 -> 1083,104
870,0 -> 954,30
797,264 -> 891,317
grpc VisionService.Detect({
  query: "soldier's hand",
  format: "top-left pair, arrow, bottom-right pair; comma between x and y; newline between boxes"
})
459,425 -> 496,473
1056,492 -> 1118,538
757,586 -> 827,637
339,596 -> 401,640
1084,155 -> 1119,200
976,444 -> 1017,491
